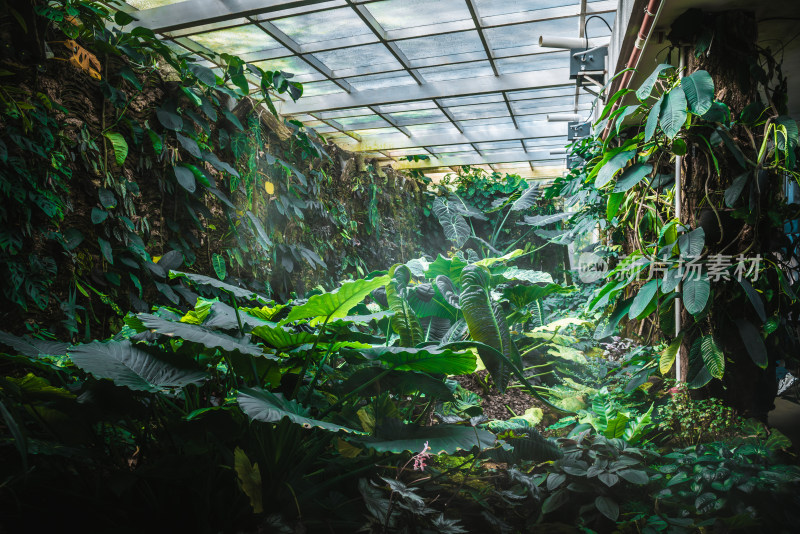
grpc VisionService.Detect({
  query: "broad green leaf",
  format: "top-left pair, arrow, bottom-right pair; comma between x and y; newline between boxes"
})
169,270 -> 269,303
386,264 -> 423,346
629,279 -> 659,319
542,488 -> 570,514
678,227 -> 705,257
607,192 -> 624,220
623,404 -> 654,444
683,276 -> 710,315
357,345 -> 476,375
98,237 -> 113,264
250,325 -> 316,350
69,340 -> 206,392
738,278 -> 766,323
103,132 -> 128,165
432,197 -> 470,248
614,163 -> 653,193
91,207 -> 108,224
595,150 -> 636,189
594,297 -> 634,339
98,188 -> 117,208
351,421 -> 495,454
496,266 -> 553,284
595,496 -> 619,521
660,86 -> 688,139
138,313 -> 265,356
176,132 -> 202,159
286,275 -> 390,325
660,334 -> 683,375
212,253 -> 227,280
237,388 -> 364,434
425,254 -> 468,281
233,447 -> 262,513
0,331 -> 69,359
156,106 -> 183,131
459,265 -> 519,390
188,63 -> 217,86
174,165 -> 196,193
735,318 -> 767,369
681,70 -> 714,115
435,275 -> 461,309
636,63 -> 674,101
644,96 -> 662,142
701,335 -> 724,380
510,184 -> 540,211
724,172 -> 749,207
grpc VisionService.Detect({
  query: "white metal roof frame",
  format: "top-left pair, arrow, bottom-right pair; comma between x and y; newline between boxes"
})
119,0 -> 616,179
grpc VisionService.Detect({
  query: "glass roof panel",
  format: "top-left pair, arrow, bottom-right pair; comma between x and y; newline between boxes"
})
395,31 -> 484,61
460,117 -> 516,128
485,17 -> 579,53
428,144 -> 474,153
313,44 -> 401,72
507,86 -> 575,100
316,108 -> 374,119
405,123 -> 462,136
448,102 -> 509,120
301,81 -> 346,97
345,72 -> 418,92
438,94 -> 505,107
387,108 -> 449,126
168,19 -> 249,38
334,115 -> 391,129
367,0 -> 472,31
126,0 -> 183,8
251,56 -> 317,77
375,101 -> 437,114
497,52 -> 569,75
190,26 -> 283,56
349,127 -> 399,136
270,8 -> 372,45
475,141 -> 524,150
418,61 -> 495,83
475,0 -> 576,18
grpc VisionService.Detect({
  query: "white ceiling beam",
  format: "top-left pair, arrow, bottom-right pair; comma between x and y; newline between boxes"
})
279,69 -> 570,114
331,121 -> 567,152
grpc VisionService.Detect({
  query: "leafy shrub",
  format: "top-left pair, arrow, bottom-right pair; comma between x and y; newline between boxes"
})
656,382 -> 741,446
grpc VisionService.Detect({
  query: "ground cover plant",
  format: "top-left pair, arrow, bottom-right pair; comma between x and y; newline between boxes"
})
2,2 -> 800,533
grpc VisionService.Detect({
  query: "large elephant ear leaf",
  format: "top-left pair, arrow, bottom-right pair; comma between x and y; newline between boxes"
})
435,275 -> 461,309
351,419 -> 495,454
286,275 -> 390,325
459,265 -> 520,391
386,264 -> 423,346
237,388 -> 363,434
357,345 -> 476,375
734,318 -> 767,369
69,340 -> 206,392
138,313 -> 265,356
432,197 -> 471,248
169,270 -> 269,303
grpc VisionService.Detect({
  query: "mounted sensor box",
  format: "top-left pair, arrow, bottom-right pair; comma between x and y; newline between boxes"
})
567,121 -> 591,140
569,46 -> 607,80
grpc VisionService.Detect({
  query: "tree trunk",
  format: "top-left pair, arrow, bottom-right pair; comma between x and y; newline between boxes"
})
675,10 -> 778,420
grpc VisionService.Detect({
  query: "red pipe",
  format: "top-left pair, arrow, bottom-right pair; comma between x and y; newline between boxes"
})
602,0 -> 662,139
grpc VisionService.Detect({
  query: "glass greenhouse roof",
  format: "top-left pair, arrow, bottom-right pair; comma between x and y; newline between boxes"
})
119,0 -> 616,180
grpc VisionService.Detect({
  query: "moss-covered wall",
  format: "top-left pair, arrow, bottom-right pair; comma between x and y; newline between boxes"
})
0,2 -> 441,338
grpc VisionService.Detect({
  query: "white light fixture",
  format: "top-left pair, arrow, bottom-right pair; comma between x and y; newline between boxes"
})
547,113 -> 583,122
550,148 -> 568,155
539,36 -> 608,49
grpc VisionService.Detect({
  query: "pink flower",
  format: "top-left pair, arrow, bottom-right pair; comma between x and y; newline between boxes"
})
412,441 -> 431,471
667,386 -> 680,396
